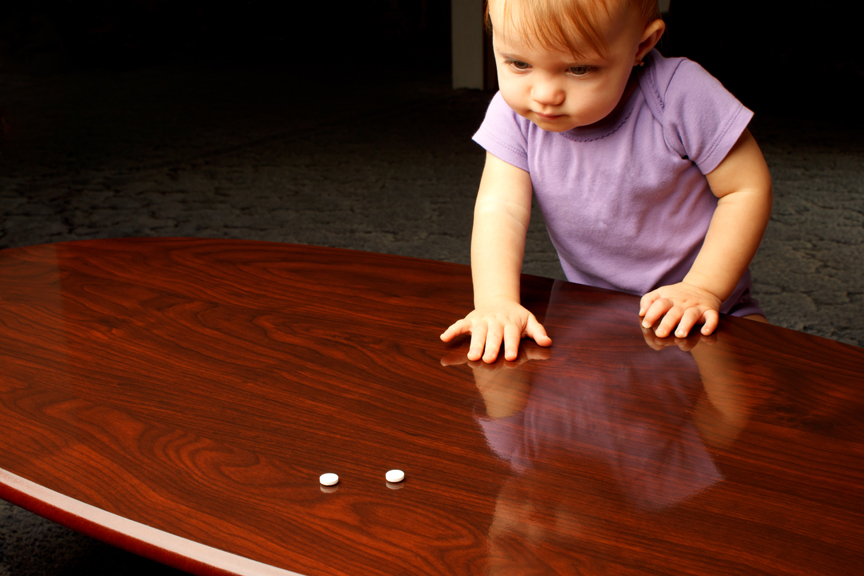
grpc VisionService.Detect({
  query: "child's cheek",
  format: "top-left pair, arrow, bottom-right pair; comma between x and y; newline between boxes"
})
499,90 -> 528,120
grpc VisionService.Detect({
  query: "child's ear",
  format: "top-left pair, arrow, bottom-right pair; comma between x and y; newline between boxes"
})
635,19 -> 666,64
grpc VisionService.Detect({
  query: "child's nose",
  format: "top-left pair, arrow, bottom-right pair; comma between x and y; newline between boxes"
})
531,79 -> 565,107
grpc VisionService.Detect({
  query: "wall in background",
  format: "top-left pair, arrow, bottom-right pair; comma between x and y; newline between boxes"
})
451,0 -> 483,89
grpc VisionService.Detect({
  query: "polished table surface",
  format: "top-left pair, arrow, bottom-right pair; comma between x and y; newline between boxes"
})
1,238 -> 863,576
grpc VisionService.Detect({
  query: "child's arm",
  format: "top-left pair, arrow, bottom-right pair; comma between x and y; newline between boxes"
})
640,128 -> 773,337
440,152 -> 552,363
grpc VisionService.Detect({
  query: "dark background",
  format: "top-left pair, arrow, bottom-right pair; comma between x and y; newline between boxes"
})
660,3 -> 863,120
0,1 -> 451,77
1,0 -> 862,120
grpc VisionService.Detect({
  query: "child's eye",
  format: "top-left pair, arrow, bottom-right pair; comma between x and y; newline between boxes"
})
567,65 -> 593,76
506,59 -> 531,71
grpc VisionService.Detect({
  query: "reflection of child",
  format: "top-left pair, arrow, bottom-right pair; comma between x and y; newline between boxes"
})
478,351 -> 723,510
441,0 -> 773,363
474,283 -> 723,512
448,280 -> 749,573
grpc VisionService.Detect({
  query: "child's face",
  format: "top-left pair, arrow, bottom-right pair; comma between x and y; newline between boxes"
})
490,1 -> 650,132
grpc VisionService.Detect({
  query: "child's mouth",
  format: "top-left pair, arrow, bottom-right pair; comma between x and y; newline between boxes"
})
534,112 -> 562,121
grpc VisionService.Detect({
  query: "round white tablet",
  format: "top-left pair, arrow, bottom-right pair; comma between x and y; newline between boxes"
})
319,473 -> 339,486
385,469 -> 405,483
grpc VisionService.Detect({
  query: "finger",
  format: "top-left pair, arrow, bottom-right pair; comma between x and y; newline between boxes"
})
641,298 -> 672,329
467,322 -> 487,362
640,325 -> 665,350
639,291 -> 660,317
654,306 -> 683,338
440,320 -> 469,342
674,307 -> 703,339
675,337 -> 697,352
525,315 -> 552,346
675,327 -> 706,351
698,331 -> 718,346
502,324 -> 522,362
482,326 -> 504,363
700,310 -> 720,336
465,359 -> 485,370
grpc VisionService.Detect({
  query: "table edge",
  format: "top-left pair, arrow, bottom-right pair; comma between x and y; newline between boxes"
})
0,468 -> 306,576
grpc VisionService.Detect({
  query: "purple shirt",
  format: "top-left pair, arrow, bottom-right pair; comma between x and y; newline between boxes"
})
473,50 -> 761,316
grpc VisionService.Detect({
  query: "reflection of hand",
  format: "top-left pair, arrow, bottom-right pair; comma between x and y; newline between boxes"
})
640,325 -> 716,353
639,323 -> 752,447
442,344 -> 551,419
640,325 -> 751,448
640,281 -> 722,338
440,342 -> 552,368
440,298 -> 552,363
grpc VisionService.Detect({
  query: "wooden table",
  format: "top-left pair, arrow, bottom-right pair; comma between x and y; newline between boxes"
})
1,238 -> 862,576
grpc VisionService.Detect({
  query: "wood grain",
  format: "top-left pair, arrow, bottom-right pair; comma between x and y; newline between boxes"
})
1,238 -> 863,576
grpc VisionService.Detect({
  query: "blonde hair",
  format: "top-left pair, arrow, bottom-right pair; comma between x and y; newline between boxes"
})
486,0 -> 662,59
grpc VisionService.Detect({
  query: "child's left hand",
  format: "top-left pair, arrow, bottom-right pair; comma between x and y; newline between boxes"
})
639,282 -> 722,338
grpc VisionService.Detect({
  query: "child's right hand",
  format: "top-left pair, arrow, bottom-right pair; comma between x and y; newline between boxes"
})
440,297 -> 552,363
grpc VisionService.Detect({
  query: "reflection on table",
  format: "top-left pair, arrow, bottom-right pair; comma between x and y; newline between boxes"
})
445,279 -> 864,575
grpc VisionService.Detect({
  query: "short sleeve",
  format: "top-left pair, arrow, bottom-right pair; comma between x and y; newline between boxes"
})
659,59 -> 753,174
472,92 -> 531,172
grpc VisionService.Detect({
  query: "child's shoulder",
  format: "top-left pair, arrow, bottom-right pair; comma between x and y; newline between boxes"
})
640,50 -> 753,173
642,50 -> 722,108
640,50 -> 745,124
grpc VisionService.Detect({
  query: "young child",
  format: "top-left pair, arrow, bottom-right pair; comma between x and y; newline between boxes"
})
441,0 -> 773,363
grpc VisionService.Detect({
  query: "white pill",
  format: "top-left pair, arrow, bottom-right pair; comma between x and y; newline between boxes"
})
385,469 -> 405,483
319,473 -> 339,486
